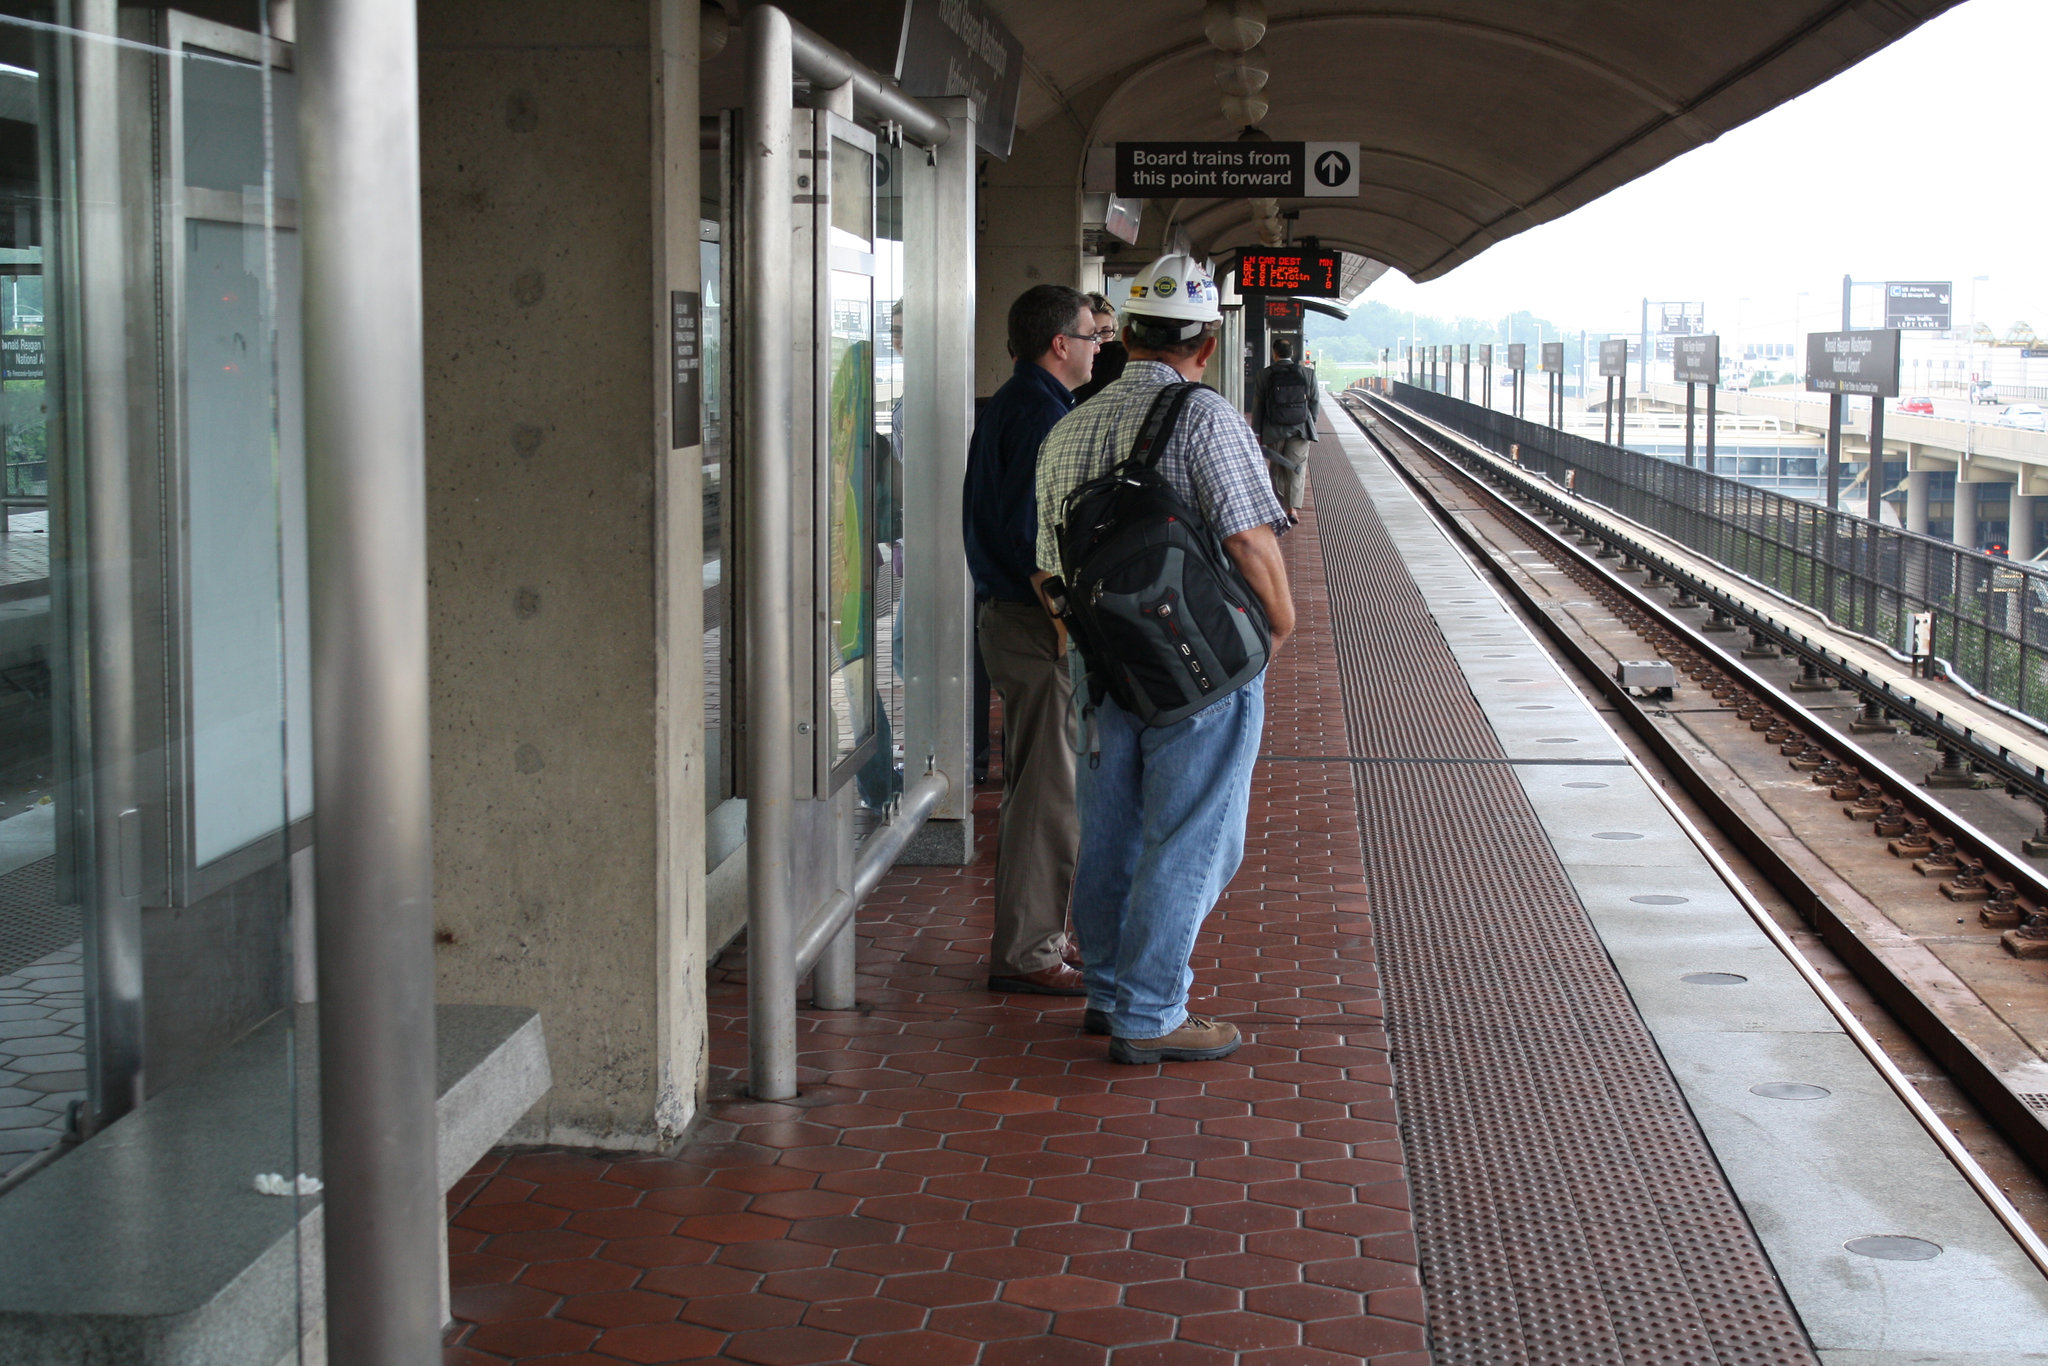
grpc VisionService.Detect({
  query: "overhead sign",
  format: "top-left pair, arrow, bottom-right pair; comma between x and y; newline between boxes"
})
1599,338 -> 1628,377
1885,280 -> 1952,331
897,0 -> 1024,159
1114,141 -> 1361,198
1806,329 -> 1901,397
1236,249 -> 1341,296
1540,342 -> 1562,373
1262,298 -> 1302,320
1658,302 -> 1705,335
1507,343 -> 1525,370
1671,333 -> 1720,385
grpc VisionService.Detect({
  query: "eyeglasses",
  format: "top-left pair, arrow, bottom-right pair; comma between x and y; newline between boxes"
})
1091,328 -> 1118,343
1060,332 -> 1104,347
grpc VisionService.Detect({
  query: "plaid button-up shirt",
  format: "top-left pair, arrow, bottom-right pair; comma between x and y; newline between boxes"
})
1035,359 -> 1289,576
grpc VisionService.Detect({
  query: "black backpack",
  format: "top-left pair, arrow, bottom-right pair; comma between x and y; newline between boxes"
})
1264,363 -> 1314,427
1047,382 -> 1270,728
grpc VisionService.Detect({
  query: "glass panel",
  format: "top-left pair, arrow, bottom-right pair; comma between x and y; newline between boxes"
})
700,223 -> 724,810
826,262 -> 874,777
0,10 -> 308,1360
860,142 -> 914,815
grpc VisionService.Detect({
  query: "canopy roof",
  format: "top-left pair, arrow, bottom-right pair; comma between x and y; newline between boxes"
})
994,0 -> 1957,281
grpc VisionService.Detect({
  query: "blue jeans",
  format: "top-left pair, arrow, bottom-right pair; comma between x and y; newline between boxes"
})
1072,673 -> 1265,1039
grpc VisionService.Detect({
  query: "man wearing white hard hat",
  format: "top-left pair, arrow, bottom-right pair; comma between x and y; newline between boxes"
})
1034,253 -> 1296,1063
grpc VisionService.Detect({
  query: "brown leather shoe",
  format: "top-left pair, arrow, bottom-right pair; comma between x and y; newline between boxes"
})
1057,935 -> 1084,970
987,962 -> 1087,996
1109,1016 -> 1241,1064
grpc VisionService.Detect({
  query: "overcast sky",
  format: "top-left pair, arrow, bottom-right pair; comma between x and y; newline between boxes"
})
1364,0 -> 2048,348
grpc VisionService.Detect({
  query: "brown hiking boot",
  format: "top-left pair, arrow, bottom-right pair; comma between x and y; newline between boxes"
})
1109,1016 -> 1240,1064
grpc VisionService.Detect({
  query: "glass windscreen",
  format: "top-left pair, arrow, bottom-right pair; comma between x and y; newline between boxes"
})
0,8 -> 309,1359
826,135 -> 875,784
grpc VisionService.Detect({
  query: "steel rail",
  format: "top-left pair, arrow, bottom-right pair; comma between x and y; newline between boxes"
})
1343,392 -> 2048,1276
794,773 -> 948,979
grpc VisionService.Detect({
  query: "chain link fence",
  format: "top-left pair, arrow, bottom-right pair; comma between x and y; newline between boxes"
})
1385,381 -> 2048,723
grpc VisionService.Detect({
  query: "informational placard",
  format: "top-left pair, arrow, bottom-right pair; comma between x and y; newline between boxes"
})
1,333 -> 42,383
670,291 -> 701,449
1540,342 -> 1562,373
1115,141 -> 1360,198
1598,338 -> 1628,377
897,0 -> 1024,159
1507,343 -> 1526,370
1236,249 -> 1341,296
1440,345 -> 1452,363
1671,333 -> 1720,385
1884,280 -> 1952,331
1459,344 -> 1470,363
1262,298 -> 1302,320
1806,329 -> 1901,396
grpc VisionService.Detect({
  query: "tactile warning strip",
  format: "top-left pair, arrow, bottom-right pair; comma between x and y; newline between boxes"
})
1309,440 -> 1816,1365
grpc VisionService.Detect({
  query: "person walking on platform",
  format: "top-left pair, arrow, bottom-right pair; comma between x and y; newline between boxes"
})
1248,336 -> 1318,523
1035,254 -> 1295,1062
964,283 -> 1101,996
1070,292 -> 1125,405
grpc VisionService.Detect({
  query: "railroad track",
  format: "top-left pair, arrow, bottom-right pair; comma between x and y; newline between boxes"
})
1339,388 -> 2048,1182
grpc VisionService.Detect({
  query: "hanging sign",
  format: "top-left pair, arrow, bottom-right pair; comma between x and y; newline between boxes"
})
1884,281 -> 1952,331
1115,141 -> 1360,198
1806,330 -> 1901,397
897,0 -> 1024,159
1235,249 -> 1341,296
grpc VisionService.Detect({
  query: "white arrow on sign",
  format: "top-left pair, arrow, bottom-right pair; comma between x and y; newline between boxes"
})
1303,141 -> 1360,197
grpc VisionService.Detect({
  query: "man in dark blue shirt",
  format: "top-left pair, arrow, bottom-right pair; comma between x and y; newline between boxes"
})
963,283 -> 1099,996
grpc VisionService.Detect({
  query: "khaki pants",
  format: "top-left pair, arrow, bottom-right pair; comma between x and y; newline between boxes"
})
976,599 -> 1079,976
1266,435 -> 1311,510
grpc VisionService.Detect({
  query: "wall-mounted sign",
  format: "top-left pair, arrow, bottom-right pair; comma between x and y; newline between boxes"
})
1671,333 -> 1720,385
1115,141 -> 1361,198
1507,343 -> 1525,370
1598,338 -> 1628,377
1235,249 -> 1341,296
1540,342 -> 1563,373
1806,329 -> 1901,396
1,333 -> 43,383
670,291 -> 701,449
897,0 -> 1024,159
1884,280 -> 1952,331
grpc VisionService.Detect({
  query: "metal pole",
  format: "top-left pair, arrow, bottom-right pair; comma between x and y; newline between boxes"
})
1639,296 -> 1648,395
743,5 -> 798,1100
74,0 -> 144,1134
1868,397 -> 1886,522
1685,381 -> 1695,467
1825,392 -> 1843,510
300,0 -> 443,1353
1706,382 -> 1717,477
1618,373 -> 1627,449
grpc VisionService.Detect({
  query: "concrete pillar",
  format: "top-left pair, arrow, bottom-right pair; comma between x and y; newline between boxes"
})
1905,471 -> 1931,536
974,105 -> 1084,395
419,0 -> 707,1147
2013,495 -> 2043,562
1953,479 -> 1979,549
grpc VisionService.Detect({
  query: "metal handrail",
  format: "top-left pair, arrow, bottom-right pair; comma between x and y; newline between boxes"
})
1391,381 -> 2048,724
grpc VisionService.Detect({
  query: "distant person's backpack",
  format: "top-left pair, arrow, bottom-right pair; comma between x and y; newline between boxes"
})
1047,382 -> 1270,729
1264,363 -> 1315,428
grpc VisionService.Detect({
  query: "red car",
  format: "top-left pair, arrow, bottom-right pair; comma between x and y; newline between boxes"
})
1897,395 -> 1935,415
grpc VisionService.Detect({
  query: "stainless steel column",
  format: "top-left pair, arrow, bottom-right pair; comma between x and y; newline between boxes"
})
742,5 -> 799,1100
74,0 -> 143,1132
299,0 -> 442,1356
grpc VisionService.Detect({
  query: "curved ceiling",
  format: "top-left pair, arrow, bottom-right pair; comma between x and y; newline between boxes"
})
989,0 -> 1959,282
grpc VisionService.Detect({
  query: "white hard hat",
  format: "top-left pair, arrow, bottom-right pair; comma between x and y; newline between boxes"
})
1124,252 -> 1222,339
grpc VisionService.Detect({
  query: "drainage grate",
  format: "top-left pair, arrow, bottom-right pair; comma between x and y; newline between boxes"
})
1310,442 -> 1816,1365
0,858 -> 75,979
2022,1094 -> 2048,1115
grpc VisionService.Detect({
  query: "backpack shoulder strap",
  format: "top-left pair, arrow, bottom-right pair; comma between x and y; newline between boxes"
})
1125,381 -> 1205,470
